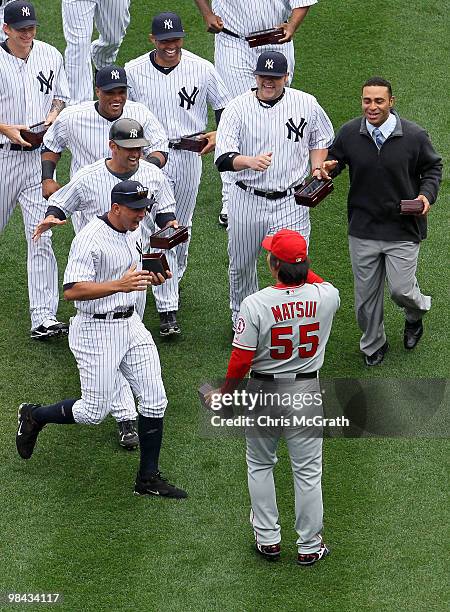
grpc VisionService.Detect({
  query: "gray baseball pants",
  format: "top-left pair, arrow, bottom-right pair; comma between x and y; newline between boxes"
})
245,377 -> 324,554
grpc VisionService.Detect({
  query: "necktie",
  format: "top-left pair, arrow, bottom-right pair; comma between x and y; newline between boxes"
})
373,127 -> 385,149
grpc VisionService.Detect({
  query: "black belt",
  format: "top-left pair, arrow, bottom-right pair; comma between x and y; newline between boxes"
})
222,27 -> 241,39
0,143 -> 41,151
250,371 -> 318,380
93,307 -> 134,320
236,180 -> 302,200
168,141 -> 181,149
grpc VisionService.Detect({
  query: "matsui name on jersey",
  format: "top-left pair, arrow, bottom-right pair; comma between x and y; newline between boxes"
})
271,301 -> 317,322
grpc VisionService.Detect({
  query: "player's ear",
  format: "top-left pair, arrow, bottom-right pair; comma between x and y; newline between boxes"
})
149,34 -> 155,46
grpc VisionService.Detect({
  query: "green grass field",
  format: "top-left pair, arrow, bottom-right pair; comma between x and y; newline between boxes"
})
0,1 -> 448,610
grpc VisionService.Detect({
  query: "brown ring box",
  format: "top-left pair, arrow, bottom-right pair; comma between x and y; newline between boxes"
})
245,27 -> 285,48
20,121 -> 48,146
400,199 -> 424,215
149,225 -> 188,249
171,132 -> 208,153
142,253 -> 170,279
294,176 -> 334,208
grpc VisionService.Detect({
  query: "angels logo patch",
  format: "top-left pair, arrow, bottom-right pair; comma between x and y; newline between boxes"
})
235,317 -> 246,334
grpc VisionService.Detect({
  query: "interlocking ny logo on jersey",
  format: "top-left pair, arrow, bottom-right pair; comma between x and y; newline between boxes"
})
36,70 -> 54,94
111,70 -> 120,80
22,6 -> 31,16
129,129 -> 138,138
164,19 -> 173,29
178,86 -> 199,110
286,117 -> 307,142
265,59 -> 274,70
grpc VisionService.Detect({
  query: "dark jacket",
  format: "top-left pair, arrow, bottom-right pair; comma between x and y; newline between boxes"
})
328,110 -> 442,241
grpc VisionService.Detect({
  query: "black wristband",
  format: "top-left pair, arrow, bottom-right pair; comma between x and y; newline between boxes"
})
42,159 -> 56,181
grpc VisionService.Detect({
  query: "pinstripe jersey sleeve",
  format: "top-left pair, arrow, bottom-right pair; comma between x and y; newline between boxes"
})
47,166 -> 88,217
51,52 -> 71,103
214,102 -> 242,161
308,100 -> 334,149
43,109 -> 69,152
290,0 -> 318,8
64,233 -> 97,285
206,66 -> 233,110
133,102 -> 169,154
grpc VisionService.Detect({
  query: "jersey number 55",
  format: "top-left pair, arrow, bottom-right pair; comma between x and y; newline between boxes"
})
270,323 -> 320,360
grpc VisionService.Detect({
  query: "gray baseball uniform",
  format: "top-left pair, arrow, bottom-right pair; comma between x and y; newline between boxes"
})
62,0 -> 131,104
233,278 -> 339,552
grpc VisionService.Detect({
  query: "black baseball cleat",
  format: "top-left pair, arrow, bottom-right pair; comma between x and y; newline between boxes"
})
16,403 -> 43,459
218,213 -> 228,227
31,319 -> 69,340
404,319 -> 423,349
159,311 -> 181,337
364,341 -> 389,366
255,542 -> 281,561
117,420 -> 139,450
297,542 -> 330,566
134,471 -> 187,499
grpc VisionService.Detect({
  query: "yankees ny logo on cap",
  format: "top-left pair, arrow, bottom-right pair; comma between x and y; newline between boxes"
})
129,129 -> 138,138
111,70 -> 120,80
254,51 -> 288,77
152,12 -> 185,40
22,6 -> 30,16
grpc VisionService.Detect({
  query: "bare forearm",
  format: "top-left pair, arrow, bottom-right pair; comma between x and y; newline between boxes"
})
64,280 -> 122,301
310,148 -> 328,170
49,99 -> 65,116
289,7 -> 311,31
194,0 -> 213,19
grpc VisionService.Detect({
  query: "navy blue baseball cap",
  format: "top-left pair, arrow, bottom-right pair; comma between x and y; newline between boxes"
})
4,1 -> 38,29
111,181 -> 154,209
152,12 -> 185,40
96,65 -> 128,91
254,51 -> 288,77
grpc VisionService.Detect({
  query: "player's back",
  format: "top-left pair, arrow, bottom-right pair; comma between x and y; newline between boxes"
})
235,282 -> 340,375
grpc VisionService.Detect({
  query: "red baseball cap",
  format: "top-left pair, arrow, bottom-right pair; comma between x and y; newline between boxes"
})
262,229 -> 307,263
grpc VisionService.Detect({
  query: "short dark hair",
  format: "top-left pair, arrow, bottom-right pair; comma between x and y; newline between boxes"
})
270,254 -> 309,284
362,77 -> 393,97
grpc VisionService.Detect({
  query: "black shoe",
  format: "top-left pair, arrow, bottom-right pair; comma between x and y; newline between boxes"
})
255,542 -> 281,561
16,403 -> 43,459
134,471 -> 187,498
117,420 -> 139,450
364,341 -> 389,366
404,319 -> 423,350
31,319 -> 69,340
218,213 -> 228,227
159,311 -> 181,337
297,542 -> 330,566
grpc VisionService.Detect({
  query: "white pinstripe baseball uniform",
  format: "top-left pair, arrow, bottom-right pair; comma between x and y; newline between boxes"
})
215,87 -> 334,324
64,216 -> 167,426
43,100 -> 168,232
211,0 -> 317,97
0,0 -> 14,42
0,38 -> 70,330
48,158 -> 179,315
62,0 -> 131,104
125,49 -> 232,279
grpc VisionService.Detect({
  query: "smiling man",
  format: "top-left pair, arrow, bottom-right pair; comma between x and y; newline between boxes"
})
16,180 -> 187,499
125,12 -> 232,280
0,0 -> 70,339
41,65 -> 168,210
214,50 -> 334,328
318,77 -> 443,365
